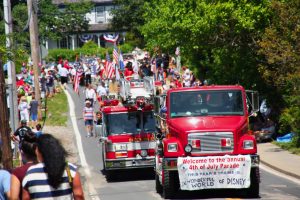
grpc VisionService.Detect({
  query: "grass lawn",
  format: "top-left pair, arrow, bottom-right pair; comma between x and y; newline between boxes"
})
273,140 -> 300,156
42,91 -> 68,126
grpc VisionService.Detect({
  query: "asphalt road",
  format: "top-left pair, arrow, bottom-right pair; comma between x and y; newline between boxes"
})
67,85 -> 300,200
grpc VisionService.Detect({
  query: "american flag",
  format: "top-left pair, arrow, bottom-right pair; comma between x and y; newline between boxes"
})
113,45 -> 119,66
105,52 -> 114,79
74,67 -> 83,94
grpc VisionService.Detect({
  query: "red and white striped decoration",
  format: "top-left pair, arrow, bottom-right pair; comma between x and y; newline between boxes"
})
105,61 -> 114,79
74,69 -> 83,94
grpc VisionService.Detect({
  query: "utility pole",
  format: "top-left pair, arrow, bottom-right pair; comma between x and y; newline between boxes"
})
0,56 -> 13,170
27,0 -> 41,104
3,0 -> 19,134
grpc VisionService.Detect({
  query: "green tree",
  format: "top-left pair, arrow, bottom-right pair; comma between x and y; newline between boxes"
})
111,0 -> 152,47
258,0 -> 300,138
38,0 -> 93,41
1,0 -> 93,46
141,0 -> 270,90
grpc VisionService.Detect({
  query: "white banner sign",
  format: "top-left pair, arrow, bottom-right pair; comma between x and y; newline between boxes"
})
177,155 -> 251,190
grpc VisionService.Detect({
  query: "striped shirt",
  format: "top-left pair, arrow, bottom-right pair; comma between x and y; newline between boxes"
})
22,162 -> 77,200
83,107 -> 94,120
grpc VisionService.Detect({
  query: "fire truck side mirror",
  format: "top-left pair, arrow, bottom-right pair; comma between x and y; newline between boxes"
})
246,90 -> 259,115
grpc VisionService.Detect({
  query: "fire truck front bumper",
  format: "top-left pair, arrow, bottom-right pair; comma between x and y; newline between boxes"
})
163,154 -> 260,171
105,156 -> 155,170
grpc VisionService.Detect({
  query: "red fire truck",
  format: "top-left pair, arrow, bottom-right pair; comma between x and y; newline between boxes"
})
98,77 -> 157,179
154,85 -> 260,198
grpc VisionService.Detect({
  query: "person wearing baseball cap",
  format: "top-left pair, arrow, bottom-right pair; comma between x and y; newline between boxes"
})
83,100 -> 95,137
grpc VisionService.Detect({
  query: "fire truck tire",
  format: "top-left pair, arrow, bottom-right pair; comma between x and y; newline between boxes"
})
155,173 -> 163,194
246,168 -> 260,198
162,170 -> 178,199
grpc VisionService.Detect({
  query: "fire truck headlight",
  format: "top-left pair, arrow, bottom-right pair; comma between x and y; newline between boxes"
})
184,144 -> 192,153
167,143 -> 178,152
141,150 -> 148,157
243,140 -> 254,150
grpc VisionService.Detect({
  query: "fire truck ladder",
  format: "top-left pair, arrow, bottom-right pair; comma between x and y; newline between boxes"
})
119,77 -> 155,104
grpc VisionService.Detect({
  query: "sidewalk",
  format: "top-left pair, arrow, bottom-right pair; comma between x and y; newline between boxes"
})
258,142 -> 300,180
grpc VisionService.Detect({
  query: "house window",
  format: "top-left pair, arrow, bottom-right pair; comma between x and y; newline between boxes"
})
105,6 -> 114,22
96,6 -> 105,23
59,37 -> 68,48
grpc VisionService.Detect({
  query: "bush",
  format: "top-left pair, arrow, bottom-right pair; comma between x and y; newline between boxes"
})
47,49 -> 76,62
46,43 -> 134,61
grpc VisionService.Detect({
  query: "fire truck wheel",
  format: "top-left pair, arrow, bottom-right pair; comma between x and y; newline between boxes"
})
162,170 -> 179,199
155,173 -> 163,194
245,167 -> 260,198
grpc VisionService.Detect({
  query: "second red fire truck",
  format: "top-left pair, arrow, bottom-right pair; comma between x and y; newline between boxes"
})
97,77 -> 157,179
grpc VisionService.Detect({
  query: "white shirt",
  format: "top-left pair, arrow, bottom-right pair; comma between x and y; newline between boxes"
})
96,86 -> 107,96
84,65 -> 91,75
59,67 -> 69,77
85,88 -> 96,101
71,68 -> 76,76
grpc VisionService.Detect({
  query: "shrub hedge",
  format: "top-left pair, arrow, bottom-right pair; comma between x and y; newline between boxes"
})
46,42 -> 134,62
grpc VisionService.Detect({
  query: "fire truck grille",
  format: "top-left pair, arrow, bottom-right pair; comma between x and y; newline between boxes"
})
188,132 -> 234,154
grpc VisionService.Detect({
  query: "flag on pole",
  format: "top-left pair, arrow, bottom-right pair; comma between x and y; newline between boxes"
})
74,67 -> 83,95
115,63 -> 120,81
113,45 -> 119,66
105,52 -> 114,79
119,50 -> 125,71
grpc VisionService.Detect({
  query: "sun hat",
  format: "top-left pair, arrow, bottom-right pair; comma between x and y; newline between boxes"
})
85,100 -> 91,104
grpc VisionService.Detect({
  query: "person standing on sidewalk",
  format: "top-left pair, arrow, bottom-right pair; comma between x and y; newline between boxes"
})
83,100 -> 95,137
46,71 -> 55,98
22,134 -> 84,199
18,96 -> 30,123
29,95 -> 39,128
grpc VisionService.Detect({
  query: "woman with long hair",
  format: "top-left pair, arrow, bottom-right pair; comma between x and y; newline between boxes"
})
22,134 -> 84,199
11,131 -> 37,200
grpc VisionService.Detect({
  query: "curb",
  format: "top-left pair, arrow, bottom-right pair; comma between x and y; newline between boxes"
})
260,159 -> 300,180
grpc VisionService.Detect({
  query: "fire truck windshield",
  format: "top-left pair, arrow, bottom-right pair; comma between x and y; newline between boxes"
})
143,111 -> 156,132
170,90 -> 244,118
105,112 -> 140,135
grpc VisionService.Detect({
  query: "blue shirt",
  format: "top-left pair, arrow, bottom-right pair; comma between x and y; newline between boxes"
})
0,170 -> 10,200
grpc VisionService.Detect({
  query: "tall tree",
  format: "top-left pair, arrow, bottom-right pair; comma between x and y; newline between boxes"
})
111,0 -> 151,47
0,53 -> 13,170
1,0 -> 93,48
258,0 -> 300,135
141,0 -> 270,90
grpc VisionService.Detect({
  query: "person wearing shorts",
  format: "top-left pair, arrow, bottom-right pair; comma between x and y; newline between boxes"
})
83,100 -> 95,137
59,67 -> 69,89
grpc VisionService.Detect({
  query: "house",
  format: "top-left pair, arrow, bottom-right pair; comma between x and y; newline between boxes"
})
45,0 -> 123,51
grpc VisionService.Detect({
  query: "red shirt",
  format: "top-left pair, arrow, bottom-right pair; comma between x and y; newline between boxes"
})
174,80 -> 182,88
12,162 -> 35,199
17,79 -> 25,87
124,68 -> 134,80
